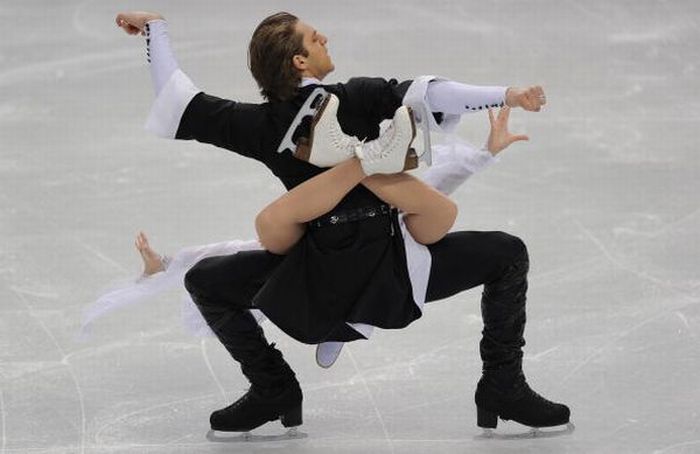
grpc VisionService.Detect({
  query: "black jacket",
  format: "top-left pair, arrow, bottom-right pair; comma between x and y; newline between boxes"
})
175,77 -> 422,343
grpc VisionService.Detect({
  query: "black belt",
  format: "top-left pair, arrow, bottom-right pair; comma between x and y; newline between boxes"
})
308,204 -> 393,229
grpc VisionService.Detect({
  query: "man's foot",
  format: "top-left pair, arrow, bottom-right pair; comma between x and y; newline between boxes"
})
315,341 -> 344,368
210,380 -> 303,433
135,231 -> 165,276
474,373 -> 571,430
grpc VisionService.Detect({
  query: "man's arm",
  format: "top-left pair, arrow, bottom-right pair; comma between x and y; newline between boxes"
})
116,12 -> 179,98
116,11 -> 265,160
426,80 -> 546,114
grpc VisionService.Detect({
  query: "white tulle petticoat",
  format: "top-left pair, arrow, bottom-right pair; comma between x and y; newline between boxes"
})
80,239 -> 265,339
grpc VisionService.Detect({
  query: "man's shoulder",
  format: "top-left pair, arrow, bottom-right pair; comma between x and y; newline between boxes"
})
330,76 -> 402,88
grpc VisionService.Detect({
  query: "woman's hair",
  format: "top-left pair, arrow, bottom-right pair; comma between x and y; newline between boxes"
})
248,12 -> 307,102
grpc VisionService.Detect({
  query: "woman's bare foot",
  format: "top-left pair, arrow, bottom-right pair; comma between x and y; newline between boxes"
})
135,231 -> 165,276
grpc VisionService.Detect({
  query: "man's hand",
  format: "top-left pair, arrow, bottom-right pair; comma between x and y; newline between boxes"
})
505,86 -> 546,112
115,11 -> 164,36
486,107 -> 529,156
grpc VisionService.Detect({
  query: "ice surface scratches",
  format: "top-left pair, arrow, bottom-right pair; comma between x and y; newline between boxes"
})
10,287 -> 87,454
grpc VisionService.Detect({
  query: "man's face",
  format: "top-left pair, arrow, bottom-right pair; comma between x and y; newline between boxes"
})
294,20 -> 334,80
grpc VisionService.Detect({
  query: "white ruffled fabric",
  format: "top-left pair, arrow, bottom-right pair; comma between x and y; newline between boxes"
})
80,239 -> 265,338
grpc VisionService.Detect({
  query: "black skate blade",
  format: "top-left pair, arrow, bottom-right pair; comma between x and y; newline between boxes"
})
206,427 -> 307,443
478,422 -> 575,440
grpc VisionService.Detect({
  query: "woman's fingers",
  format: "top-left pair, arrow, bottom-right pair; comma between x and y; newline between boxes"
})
508,134 -> 529,145
497,106 -> 511,124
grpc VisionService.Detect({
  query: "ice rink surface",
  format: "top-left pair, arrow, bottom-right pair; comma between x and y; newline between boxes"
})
2,0 -> 699,452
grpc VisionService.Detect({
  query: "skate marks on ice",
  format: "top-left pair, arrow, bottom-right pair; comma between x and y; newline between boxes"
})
476,422 -> 575,441
345,345 -> 396,454
205,427 -> 307,443
10,286 -> 88,454
0,387 -> 6,454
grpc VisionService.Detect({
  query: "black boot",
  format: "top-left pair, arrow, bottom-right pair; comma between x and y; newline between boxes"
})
210,380 -> 303,432
475,372 -> 570,429
477,236 -> 571,430
185,270 -> 303,433
207,341 -> 303,432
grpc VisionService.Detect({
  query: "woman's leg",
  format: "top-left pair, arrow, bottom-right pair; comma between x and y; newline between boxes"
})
257,161 -> 458,254
256,158 -> 366,254
257,159 -> 458,254
362,173 -> 458,245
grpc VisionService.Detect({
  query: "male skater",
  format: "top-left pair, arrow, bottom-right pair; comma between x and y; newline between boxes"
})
116,10 -> 570,435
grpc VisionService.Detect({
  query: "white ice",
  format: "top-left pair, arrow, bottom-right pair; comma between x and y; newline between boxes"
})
1,1 -> 700,453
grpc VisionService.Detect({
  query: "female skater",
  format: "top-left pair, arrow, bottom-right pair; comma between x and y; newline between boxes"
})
85,105 -> 526,369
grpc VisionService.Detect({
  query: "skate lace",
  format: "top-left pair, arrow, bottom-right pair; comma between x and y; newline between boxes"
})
361,122 -> 397,163
328,117 -> 361,154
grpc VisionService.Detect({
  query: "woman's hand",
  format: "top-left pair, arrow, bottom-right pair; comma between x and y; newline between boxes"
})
486,106 -> 529,156
115,11 -> 164,36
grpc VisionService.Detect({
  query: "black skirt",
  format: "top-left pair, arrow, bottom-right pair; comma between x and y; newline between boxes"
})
252,209 -> 421,344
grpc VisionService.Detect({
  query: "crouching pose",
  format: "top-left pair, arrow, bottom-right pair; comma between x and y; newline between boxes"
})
114,9 -> 572,438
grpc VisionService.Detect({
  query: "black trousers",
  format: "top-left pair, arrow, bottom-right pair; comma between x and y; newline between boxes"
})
184,230 -> 528,389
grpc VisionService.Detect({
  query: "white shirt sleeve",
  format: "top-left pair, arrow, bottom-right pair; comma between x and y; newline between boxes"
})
144,20 -> 179,95
143,20 -> 200,138
421,136 -> 497,196
426,80 -> 507,115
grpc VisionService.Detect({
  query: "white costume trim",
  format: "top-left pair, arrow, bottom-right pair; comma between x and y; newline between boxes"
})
145,69 -> 199,139
144,20 -> 200,139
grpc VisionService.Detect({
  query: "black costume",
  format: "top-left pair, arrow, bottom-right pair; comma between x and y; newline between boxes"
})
177,80 -> 420,344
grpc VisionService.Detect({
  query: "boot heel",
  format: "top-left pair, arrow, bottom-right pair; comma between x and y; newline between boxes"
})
280,404 -> 303,427
476,406 -> 498,429
403,149 -> 418,170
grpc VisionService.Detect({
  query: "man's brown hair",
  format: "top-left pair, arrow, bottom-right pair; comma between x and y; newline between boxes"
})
248,12 -> 307,102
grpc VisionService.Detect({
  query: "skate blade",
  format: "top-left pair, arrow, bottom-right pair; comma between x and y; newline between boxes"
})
278,87 -> 330,156
206,426 -> 307,443
292,94 -> 334,163
407,104 -> 432,166
478,422 -> 575,440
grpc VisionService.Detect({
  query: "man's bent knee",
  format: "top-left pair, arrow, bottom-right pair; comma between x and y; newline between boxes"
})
184,257 -> 215,298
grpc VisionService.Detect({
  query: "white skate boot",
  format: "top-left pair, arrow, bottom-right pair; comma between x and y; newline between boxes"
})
294,94 -> 360,167
315,342 -> 344,369
294,94 -> 418,172
355,105 -> 417,175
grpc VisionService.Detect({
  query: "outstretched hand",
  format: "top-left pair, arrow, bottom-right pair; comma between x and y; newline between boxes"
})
115,11 -> 163,36
486,107 -> 529,156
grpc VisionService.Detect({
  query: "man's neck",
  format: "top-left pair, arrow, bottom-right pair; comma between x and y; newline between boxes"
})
300,77 -> 322,87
